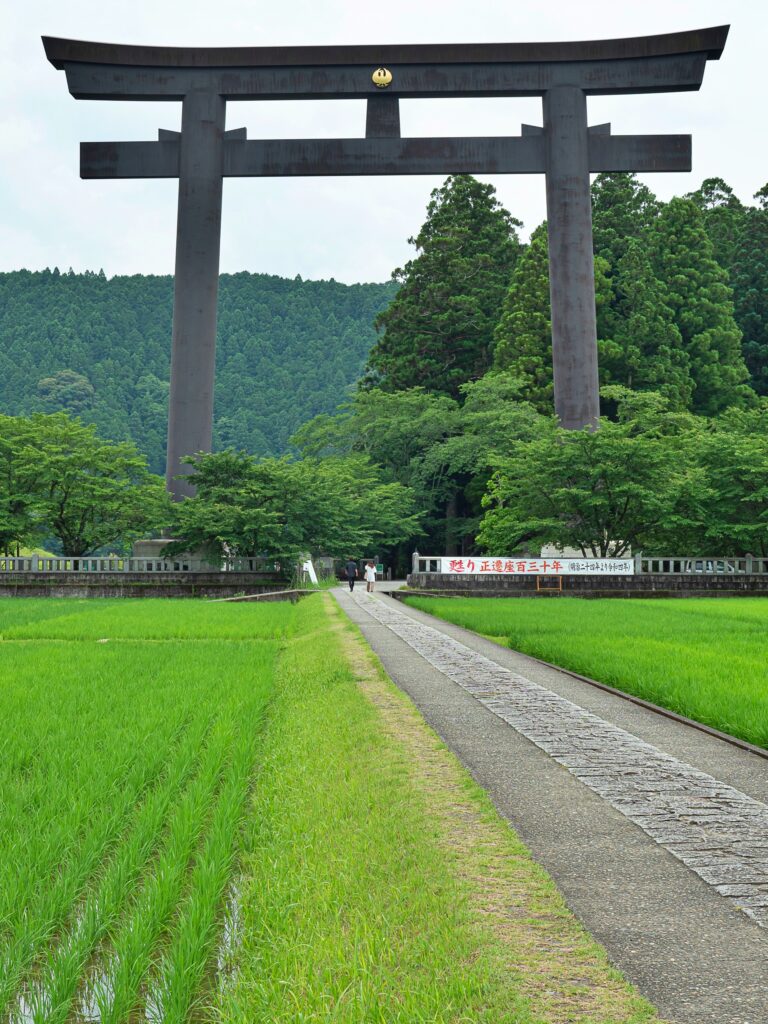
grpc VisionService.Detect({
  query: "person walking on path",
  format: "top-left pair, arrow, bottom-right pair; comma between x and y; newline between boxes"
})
364,560 -> 377,593
344,557 -> 359,591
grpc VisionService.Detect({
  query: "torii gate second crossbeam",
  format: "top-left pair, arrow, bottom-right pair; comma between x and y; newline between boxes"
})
43,27 -> 729,499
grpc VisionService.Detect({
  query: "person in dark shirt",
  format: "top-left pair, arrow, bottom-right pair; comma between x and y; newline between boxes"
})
344,558 -> 358,591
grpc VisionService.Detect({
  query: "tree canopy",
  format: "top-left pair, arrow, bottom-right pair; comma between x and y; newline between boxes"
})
364,175 -> 521,400
0,413 -> 168,556
167,449 -> 421,563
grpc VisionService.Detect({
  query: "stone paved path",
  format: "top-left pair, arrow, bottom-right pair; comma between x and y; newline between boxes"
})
337,585 -> 768,1024
349,589 -> 768,930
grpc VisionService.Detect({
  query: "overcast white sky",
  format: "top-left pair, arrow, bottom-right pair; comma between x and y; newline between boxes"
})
1,0 -> 765,283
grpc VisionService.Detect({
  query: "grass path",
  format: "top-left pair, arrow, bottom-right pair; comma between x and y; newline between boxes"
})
403,596 -> 768,749
216,595 -> 663,1023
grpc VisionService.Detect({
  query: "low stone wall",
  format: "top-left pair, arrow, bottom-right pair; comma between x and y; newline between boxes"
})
404,572 -> 768,598
0,572 -> 289,599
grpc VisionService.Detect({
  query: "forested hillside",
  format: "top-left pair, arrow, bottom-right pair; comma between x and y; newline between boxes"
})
0,270 -> 396,473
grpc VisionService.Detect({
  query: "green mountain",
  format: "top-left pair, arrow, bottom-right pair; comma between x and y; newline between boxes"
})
0,268 -> 397,473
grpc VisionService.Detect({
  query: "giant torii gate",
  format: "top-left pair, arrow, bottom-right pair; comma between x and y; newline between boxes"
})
44,27 -> 728,499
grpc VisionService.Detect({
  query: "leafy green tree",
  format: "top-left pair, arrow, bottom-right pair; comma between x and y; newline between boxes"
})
647,198 -> 751,415
0,415 -> 45,554
478,389 -> 706,557
294,388 -> 461,556
29,414 -> 169,555
168,450 -> 421,563
418,373 -> 545,551
294,376 -> 543,559
364,175 -> 521,399
692,404 -> 768,555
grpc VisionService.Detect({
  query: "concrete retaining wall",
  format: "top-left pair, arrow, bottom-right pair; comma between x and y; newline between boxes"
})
404,573 -> 768,598
0,572 -> 288,599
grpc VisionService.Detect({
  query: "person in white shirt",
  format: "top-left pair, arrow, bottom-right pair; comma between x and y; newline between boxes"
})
364,560 -> 377,593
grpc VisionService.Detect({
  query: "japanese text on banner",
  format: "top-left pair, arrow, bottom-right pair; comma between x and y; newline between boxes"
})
443,558 -> 634,575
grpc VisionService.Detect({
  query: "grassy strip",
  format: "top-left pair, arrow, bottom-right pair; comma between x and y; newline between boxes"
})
403,596 -> 768,749
215,596 -> 662,1023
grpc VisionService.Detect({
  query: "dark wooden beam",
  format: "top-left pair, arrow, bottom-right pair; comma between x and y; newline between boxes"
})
42,27 -> 729,69
80,133 -> 691,179
60,53 -> 710,101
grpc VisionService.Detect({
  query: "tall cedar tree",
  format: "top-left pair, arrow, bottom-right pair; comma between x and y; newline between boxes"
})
591,173 -> 660,269
647,197 -> 751,415
589,173 -> 698,409
492,224 -> 553,410
599,241 -> 692,409
730,188 -> 768,394
685,177 -> 746,273
364,176 -> 520,400
492,224 -> 610,415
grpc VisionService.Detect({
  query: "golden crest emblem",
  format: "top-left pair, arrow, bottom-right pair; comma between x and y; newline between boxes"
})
372,67 -> 393,88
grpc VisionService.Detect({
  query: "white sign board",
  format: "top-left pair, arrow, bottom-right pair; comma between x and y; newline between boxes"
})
439,557 -> 634,576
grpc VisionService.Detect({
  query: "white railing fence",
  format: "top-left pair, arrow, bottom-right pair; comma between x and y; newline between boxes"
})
0,555 -> 285,574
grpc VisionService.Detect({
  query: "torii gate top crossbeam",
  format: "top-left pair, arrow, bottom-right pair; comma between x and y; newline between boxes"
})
43,26 -> 728,100
43,27 -> 728,69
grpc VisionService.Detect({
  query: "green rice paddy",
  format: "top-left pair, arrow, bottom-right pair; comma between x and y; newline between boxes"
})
0,599 -> 278,1022
402,596 -> 768,749
0,596 -> 661,1022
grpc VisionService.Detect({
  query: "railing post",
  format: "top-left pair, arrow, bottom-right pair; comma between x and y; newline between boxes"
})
635,552 -> 643,575
412,549 -> 420,574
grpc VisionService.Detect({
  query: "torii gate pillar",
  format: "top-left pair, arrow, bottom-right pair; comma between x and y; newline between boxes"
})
168,91 -> 225,498
544,86 -> 600,429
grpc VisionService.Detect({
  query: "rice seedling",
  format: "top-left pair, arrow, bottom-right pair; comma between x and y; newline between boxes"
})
149,731 -> 258,1024
21,720 -> 236,1024
403,596 -> 768,748
0,603 -> 284,1019
0,727 -> 189,1013
90,734 -> 228,1023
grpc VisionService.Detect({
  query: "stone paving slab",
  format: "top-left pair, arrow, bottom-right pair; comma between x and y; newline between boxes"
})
336,586 -> 768,1024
